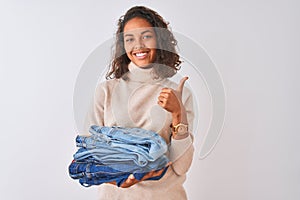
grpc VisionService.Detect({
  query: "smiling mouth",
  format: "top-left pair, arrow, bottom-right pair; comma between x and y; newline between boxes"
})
133,51 -> 149,59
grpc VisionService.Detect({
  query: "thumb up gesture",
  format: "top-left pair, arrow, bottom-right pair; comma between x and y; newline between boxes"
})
158,77 -> 188,125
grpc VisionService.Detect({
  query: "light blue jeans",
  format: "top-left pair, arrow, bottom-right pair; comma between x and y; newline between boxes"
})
74,125 -> 169,173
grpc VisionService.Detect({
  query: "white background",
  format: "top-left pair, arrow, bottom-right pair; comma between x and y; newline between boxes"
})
1,0 -> 299,199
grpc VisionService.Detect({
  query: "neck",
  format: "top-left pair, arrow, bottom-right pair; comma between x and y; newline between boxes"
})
124,62 -> 162,83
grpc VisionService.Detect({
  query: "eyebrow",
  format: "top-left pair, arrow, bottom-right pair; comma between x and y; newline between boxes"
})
124,33 -> 134,37
124,29 -> 154,37
141,30 -> 153,35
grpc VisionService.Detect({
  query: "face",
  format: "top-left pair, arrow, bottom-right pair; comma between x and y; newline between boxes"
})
123,17 -> 157,67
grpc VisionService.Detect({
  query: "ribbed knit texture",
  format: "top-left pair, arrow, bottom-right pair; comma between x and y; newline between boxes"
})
85,62 -> 195,200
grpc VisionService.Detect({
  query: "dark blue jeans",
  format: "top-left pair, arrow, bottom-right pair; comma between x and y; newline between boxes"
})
69,159 -> 169,187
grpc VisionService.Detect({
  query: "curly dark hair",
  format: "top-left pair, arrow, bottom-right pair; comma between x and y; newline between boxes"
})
106,6 -> 182,79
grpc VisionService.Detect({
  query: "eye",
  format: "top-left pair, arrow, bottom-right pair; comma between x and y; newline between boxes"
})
143,35 -> 153,39
125,38 -> 134,43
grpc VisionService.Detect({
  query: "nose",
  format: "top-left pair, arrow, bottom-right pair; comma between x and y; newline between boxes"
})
133,38 -> 145,50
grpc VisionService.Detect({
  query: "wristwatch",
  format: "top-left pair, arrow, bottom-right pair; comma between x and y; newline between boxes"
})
171,123 -> 188,136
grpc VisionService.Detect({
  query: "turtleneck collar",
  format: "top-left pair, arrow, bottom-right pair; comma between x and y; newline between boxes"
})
124,62 -> 163,83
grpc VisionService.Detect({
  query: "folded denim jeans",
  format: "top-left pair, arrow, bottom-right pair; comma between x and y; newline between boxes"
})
75,126 -> 168,167
69,160 -> 169,187
69,125 -> 169,187
89,125 -> 167,160
73,147 -> 168,173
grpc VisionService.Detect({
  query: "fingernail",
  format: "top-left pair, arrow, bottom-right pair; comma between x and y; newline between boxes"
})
129,174 -> 135,179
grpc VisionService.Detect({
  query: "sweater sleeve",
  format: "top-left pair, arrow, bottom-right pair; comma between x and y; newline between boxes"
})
83,82 -> 106,135
169,89 -> 195,176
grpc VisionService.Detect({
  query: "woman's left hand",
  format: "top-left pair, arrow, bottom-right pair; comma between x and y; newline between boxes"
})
158,77 -> 188,124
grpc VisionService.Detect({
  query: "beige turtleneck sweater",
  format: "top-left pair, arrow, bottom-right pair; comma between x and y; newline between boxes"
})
85,62 -> 195,200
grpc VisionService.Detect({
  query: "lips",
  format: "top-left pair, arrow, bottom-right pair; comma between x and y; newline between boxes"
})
133,50 -> 149,59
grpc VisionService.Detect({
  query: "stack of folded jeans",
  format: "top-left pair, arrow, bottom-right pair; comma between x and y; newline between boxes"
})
69,125 -> 169,187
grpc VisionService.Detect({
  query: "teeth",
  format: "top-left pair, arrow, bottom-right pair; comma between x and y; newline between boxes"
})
135,52 -> 147,57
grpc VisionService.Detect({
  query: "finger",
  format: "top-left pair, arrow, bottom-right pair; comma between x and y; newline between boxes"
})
141,171 -> 155,181
161,88 -> 173,93
157,100 -> 166,108
176,76 -> 189,93
125,174 -> 135,184
128,174 -> 135,180
150,168 -> 165,177
166,161 -> 172,167
125,179 -> 133,184
107,181 -> 117,185
121,182 -> 131,188
159,92 -> 170,98
122,174 -> 136,188
158,96 -> 167,102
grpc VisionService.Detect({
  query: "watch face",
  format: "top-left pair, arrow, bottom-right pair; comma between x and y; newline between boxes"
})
176,124 -> 188,135
178,126 -> 185,132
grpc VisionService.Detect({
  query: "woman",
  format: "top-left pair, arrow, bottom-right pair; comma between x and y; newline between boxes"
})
85,6 -> 195,200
